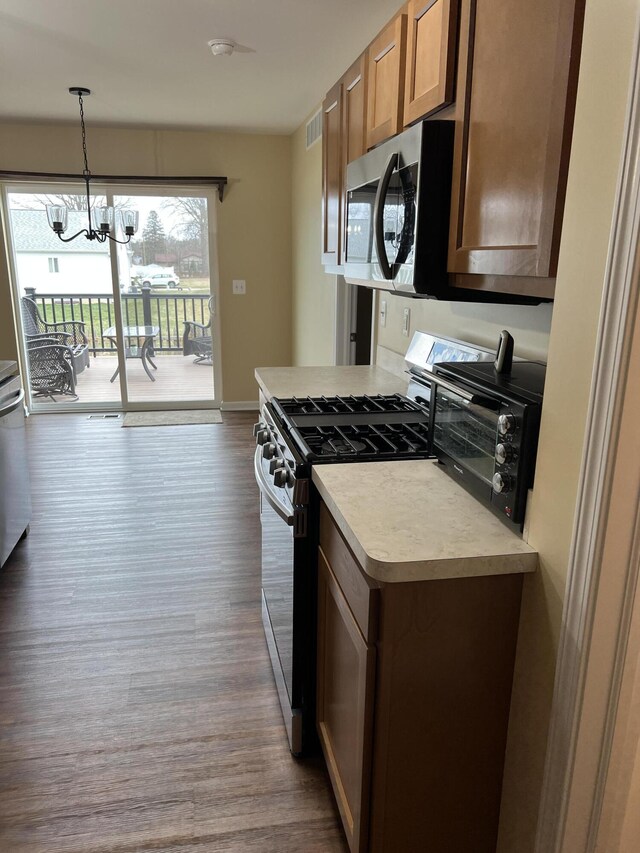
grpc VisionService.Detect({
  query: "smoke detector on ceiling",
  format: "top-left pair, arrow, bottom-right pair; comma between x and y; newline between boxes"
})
208,39 -> 235,56
207,38 -> 255,56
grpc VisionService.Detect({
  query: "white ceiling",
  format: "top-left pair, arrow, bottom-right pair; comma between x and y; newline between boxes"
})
0,0 -> 402,134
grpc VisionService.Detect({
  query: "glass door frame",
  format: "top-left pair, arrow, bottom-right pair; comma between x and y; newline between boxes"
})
2,181 -> 222,413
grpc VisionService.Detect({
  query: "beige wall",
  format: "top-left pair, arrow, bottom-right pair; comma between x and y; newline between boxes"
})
377,295 -> 553,361
0,124 -> 292,402
291,114 -> 336,365
499,0 -> 638,848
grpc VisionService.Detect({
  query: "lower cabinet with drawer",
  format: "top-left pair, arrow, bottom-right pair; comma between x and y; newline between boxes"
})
317,501 -> 525,853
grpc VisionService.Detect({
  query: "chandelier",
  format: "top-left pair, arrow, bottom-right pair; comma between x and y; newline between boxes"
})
46,87 -> 139,244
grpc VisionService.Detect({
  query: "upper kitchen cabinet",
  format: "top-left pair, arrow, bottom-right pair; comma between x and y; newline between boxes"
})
366,12 -> 408,150
322,55 -> 368,268
403,0 -> 458,127
342,54 -> 368,166
322,80 -> 343,266
448,0 -> 585,299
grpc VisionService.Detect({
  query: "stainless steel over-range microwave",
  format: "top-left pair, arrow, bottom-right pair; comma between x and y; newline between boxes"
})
343,119 -> 454,298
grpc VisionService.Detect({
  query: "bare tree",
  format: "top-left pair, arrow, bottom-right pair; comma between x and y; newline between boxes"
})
11,193 -> 133,211
161,197 -> 209,274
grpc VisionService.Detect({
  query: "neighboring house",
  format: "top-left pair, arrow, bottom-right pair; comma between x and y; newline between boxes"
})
10,209 -> 112,296
179,252 -> 203,275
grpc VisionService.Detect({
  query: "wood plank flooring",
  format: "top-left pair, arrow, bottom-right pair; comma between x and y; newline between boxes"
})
0,413 -> 347,852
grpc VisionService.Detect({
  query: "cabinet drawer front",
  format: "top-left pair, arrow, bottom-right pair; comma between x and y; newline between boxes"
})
319,502 -> 378,643
317,550 -> 376,853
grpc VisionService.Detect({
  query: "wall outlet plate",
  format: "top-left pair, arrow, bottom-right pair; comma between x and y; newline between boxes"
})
380,299 -> 387,327
232,279 -> 246,294
402,307 -> 410,337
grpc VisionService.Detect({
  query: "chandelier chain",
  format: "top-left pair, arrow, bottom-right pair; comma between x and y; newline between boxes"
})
78,93 -> 91,178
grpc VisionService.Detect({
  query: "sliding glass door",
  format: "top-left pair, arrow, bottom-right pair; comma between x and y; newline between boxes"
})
5,186 -> 123,409
3,184 -> 220,412
111,191 -> 217,406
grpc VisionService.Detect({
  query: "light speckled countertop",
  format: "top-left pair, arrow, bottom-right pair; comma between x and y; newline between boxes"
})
255,366 -> 407,401
313,460 -> 537,583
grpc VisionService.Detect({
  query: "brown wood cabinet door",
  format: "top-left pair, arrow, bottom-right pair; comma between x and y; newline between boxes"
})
448,0 -> 584,294
366,13 -> 408,150
403,0 -> 458,126
342,54 -> 368,166
322,80 -> 343,265
317,548 -> 376,853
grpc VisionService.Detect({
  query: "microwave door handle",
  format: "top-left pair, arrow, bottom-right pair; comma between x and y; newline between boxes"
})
373,151 -> 398,280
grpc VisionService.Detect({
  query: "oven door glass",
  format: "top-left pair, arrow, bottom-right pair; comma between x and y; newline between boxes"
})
433,385 -> 499,485
260,488 -> 295,701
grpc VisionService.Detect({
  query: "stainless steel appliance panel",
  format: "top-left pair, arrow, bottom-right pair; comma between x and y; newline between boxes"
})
0,375 -> 31,567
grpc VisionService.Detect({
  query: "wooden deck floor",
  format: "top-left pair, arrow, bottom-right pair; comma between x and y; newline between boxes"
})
72,354 -> 214,404
0,413 -> 346,852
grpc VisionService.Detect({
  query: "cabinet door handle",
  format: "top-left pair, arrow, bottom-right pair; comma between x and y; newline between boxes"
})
373,151 -> 398,280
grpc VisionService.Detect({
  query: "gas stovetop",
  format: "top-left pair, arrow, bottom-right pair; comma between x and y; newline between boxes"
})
269,394 -> 431,464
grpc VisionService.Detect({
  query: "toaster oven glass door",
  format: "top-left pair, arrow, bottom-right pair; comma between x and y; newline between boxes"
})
432,385 -> 499,485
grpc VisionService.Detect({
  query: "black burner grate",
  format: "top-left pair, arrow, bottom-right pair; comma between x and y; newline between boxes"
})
273,394 -> 423,417
293,421 -> 431,461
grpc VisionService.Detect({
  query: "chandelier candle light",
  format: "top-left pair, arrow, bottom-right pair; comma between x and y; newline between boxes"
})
46,87 -> 139,244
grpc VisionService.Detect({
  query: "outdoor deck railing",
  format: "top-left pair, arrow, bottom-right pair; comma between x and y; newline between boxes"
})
25,289 -> 210,355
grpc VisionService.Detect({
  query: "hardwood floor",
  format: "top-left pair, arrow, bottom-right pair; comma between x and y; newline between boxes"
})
0,413 -> 347,852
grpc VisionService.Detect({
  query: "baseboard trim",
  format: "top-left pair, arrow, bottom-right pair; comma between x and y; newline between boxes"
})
221,400 -> 259,411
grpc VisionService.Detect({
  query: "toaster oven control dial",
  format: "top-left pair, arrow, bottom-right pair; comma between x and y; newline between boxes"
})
495,443 -> 513,465
492,472 -> 513,494
497,413 -> 516,435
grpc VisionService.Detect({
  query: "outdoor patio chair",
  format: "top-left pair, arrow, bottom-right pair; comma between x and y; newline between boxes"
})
20,296 -> 90,375
183,296 -> 213,364
25,339 -> 77,401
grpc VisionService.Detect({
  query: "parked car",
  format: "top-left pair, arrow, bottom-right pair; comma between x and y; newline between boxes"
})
140,272 -> 181,289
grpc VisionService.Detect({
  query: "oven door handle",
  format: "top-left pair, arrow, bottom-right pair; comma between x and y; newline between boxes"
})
254,446 -> 294,526
373,151 -> 398,281
432,375 -> 500,409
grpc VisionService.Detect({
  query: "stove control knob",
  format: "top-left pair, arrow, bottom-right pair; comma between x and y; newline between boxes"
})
253,422 -> 265,437
492,472 -> 513,494
255,429 -> 270,446
269,458 -> 285,474
497,413 -> 516,436
262,443 -> 277,460
495,443 -> 513,465
274,468 -> 290,488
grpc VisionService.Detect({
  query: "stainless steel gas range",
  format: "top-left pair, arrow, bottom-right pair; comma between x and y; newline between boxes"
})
253,332 -> 496,755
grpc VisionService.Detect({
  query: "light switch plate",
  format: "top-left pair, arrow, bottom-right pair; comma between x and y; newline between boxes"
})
380,299 -> 387,327
402,307 -> 410,337
232,279 -> 246,295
